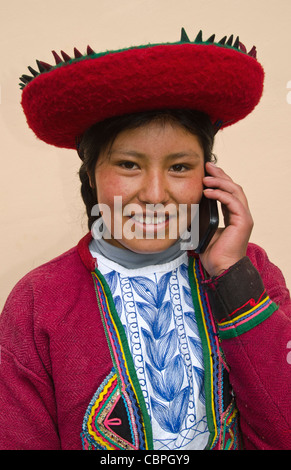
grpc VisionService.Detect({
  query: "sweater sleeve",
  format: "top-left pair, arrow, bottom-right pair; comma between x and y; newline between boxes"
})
0,275 -> 61,450
202,244 -> 291,450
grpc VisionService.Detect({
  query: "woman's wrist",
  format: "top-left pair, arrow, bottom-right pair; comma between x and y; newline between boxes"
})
205,256 -> 245,278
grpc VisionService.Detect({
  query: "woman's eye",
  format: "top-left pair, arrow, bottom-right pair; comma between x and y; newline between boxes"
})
170,164 -> 188,172
119,161 -> 139,169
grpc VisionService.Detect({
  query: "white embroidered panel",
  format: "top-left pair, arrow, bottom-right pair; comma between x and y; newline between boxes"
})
94,252 -> 209,450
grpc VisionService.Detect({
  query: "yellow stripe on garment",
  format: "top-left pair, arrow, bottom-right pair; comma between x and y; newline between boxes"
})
219,296 -> 270,327
95,272 -> 150,450
87,373 -> 118,449
192,260 -> 218,447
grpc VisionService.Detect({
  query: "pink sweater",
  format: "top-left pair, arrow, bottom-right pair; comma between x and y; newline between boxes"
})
0,233 -> 290,450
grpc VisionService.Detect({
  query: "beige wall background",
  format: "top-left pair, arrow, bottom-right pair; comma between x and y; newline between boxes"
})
1,0 -> 291,311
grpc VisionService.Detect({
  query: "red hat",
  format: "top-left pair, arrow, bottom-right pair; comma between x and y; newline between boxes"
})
19,28 -> 264,150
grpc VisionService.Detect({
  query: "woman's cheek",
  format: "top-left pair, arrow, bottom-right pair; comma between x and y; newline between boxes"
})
175,177 -> 204,205
96,172 -> 139,230
96,171 -> 124,204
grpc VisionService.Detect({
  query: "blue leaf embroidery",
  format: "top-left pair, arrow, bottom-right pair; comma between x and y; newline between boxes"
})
130,277 -> 158,306
142,328 -> 177,370
163,355 -> 185,401
146,355 -> 185,402
168,386 -> 190,433
156,272 -> 172,308
150,398 -> 171,432
101,265 -> 208,446
145,363 -> 168,402
104,271 -> 117,294
184,311 -> 199,337
137,300 -> 172,340
152,301 -> 172,339
182,285 -> 194,308
136,302 -> 156,329
179,263 -> 189,282
188,336 -> 204,367
151,386 -> 190,434
193,366 -> 206,406
114,295 -> 122,318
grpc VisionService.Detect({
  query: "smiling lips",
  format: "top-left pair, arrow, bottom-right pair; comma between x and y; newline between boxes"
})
125,212 -> 179,237
130,213 -> 170,225
124,212 -> 172,235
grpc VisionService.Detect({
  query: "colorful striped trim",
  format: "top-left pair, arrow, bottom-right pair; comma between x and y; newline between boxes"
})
88,269 -> 153,450
217,295 -> 278,339
188,258 -> 220,449
81,369 -> 141,450
188,257 -> 242,450
82,256 -> 242,451
220,400 -> 241,450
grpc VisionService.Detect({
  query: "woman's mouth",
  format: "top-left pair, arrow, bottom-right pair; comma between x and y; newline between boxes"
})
127,213 -> 171,234
131,214 -> 169,225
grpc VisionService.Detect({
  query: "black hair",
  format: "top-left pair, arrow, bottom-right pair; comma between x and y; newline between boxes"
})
78,109 -> 216,229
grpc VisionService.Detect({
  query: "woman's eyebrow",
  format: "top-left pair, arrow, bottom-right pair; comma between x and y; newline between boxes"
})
109,149 -> 202,160
165,151 -> 202,161
109,149 -> 145,158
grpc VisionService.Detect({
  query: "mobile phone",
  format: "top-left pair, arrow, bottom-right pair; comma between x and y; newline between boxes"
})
194,194 -> 219,254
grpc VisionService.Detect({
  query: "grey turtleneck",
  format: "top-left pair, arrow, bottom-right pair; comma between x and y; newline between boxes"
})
89,237 -> 184,269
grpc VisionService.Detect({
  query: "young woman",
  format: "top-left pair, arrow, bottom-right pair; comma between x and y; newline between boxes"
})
0,29 -> 290,451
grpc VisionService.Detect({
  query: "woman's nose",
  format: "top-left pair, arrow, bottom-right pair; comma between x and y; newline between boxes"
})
137,170 -> 169,205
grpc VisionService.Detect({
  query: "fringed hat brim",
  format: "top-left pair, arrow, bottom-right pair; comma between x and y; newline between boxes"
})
20,30 -> 264,149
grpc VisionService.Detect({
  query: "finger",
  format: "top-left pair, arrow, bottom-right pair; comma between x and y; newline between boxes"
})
203,175 -> 249,208
203,187 -> 253,224
205,162 -> 233,182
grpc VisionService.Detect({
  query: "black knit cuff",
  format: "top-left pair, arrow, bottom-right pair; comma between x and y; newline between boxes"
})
202,257 -> 278,338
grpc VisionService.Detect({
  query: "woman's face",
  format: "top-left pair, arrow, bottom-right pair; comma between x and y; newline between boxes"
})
92,120 -> 205,253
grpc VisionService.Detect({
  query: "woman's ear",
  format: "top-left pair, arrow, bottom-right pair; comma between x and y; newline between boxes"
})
87,171 -> 95,189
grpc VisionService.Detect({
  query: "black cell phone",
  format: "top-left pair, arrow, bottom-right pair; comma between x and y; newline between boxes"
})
194,194 -> 219,254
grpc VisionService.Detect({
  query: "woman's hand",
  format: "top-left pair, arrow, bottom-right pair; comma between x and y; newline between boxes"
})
199,161 -> 254,277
